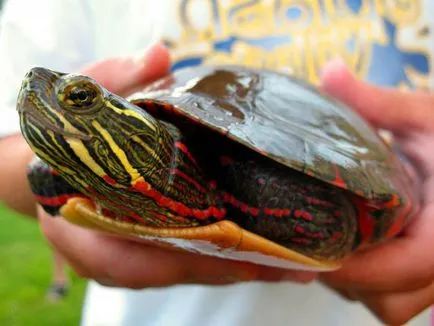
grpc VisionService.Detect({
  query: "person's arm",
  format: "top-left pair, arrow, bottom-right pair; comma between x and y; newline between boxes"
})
0,135 -> 36,216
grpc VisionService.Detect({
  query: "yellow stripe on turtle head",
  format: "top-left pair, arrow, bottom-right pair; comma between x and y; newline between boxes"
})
92,120 -> 142,183
65,137 -> 107,178
106,101 -> 156,132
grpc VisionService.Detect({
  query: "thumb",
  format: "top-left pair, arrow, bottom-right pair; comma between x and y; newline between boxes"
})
80,43 -> 171,96
320,59 -> 434,135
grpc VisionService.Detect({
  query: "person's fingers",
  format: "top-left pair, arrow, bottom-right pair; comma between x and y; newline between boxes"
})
320,205 -> 434,293
356,281 -> 434,326
320,59 -> 434,135
322,281 -> 434,325
38,208 -> 317,288
80,43 -> 171,96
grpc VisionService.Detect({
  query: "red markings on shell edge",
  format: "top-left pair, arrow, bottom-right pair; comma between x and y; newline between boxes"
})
331,165 -> 347,189
132,179 -> 226,220
385,212 -> 406,238
355,192 -> 406,244
385,194 -> 412,238
381,193 -> 400,209
352,196 -> 375,243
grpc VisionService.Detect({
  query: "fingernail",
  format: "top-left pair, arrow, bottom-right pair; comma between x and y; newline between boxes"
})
319,57 -> 347,78
133,43 -> 166,66
132,46 -> 151,66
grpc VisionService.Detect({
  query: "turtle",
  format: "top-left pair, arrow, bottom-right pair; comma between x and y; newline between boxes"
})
17,65 -> 419,271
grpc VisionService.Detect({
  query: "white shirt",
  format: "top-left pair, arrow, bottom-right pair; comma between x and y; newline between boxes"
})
0,0 -> 432,325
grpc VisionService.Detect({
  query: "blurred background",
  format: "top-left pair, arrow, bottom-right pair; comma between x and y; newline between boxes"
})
0,202 -> 86,326
0,2 -> 85,325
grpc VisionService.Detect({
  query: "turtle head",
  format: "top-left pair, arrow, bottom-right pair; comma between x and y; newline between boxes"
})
17,67 -> 107,142
17,67 -> 168,193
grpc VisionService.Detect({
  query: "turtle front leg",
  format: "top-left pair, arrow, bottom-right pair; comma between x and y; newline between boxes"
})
27,156 -> 84,216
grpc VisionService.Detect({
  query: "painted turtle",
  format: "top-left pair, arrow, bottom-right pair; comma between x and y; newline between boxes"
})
17,65 -> 418,271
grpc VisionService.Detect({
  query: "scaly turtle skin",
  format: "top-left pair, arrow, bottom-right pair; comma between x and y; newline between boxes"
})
17,66 -> 419,271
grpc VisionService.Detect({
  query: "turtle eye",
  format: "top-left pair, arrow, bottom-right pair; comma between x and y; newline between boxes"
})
69,87 -> 96,105
61,81 -> 103,113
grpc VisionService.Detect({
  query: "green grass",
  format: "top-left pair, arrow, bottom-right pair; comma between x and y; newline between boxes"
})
0,202 -> 87,326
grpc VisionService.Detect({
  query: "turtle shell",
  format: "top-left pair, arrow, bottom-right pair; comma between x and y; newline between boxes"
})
129,65 -> 415,206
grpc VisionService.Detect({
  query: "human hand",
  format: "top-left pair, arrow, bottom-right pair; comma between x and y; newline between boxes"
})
38,44 -> 317,289
319,60 -> 434,325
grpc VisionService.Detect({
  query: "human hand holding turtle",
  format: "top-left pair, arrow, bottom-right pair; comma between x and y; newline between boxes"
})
319,60 -> 434,325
